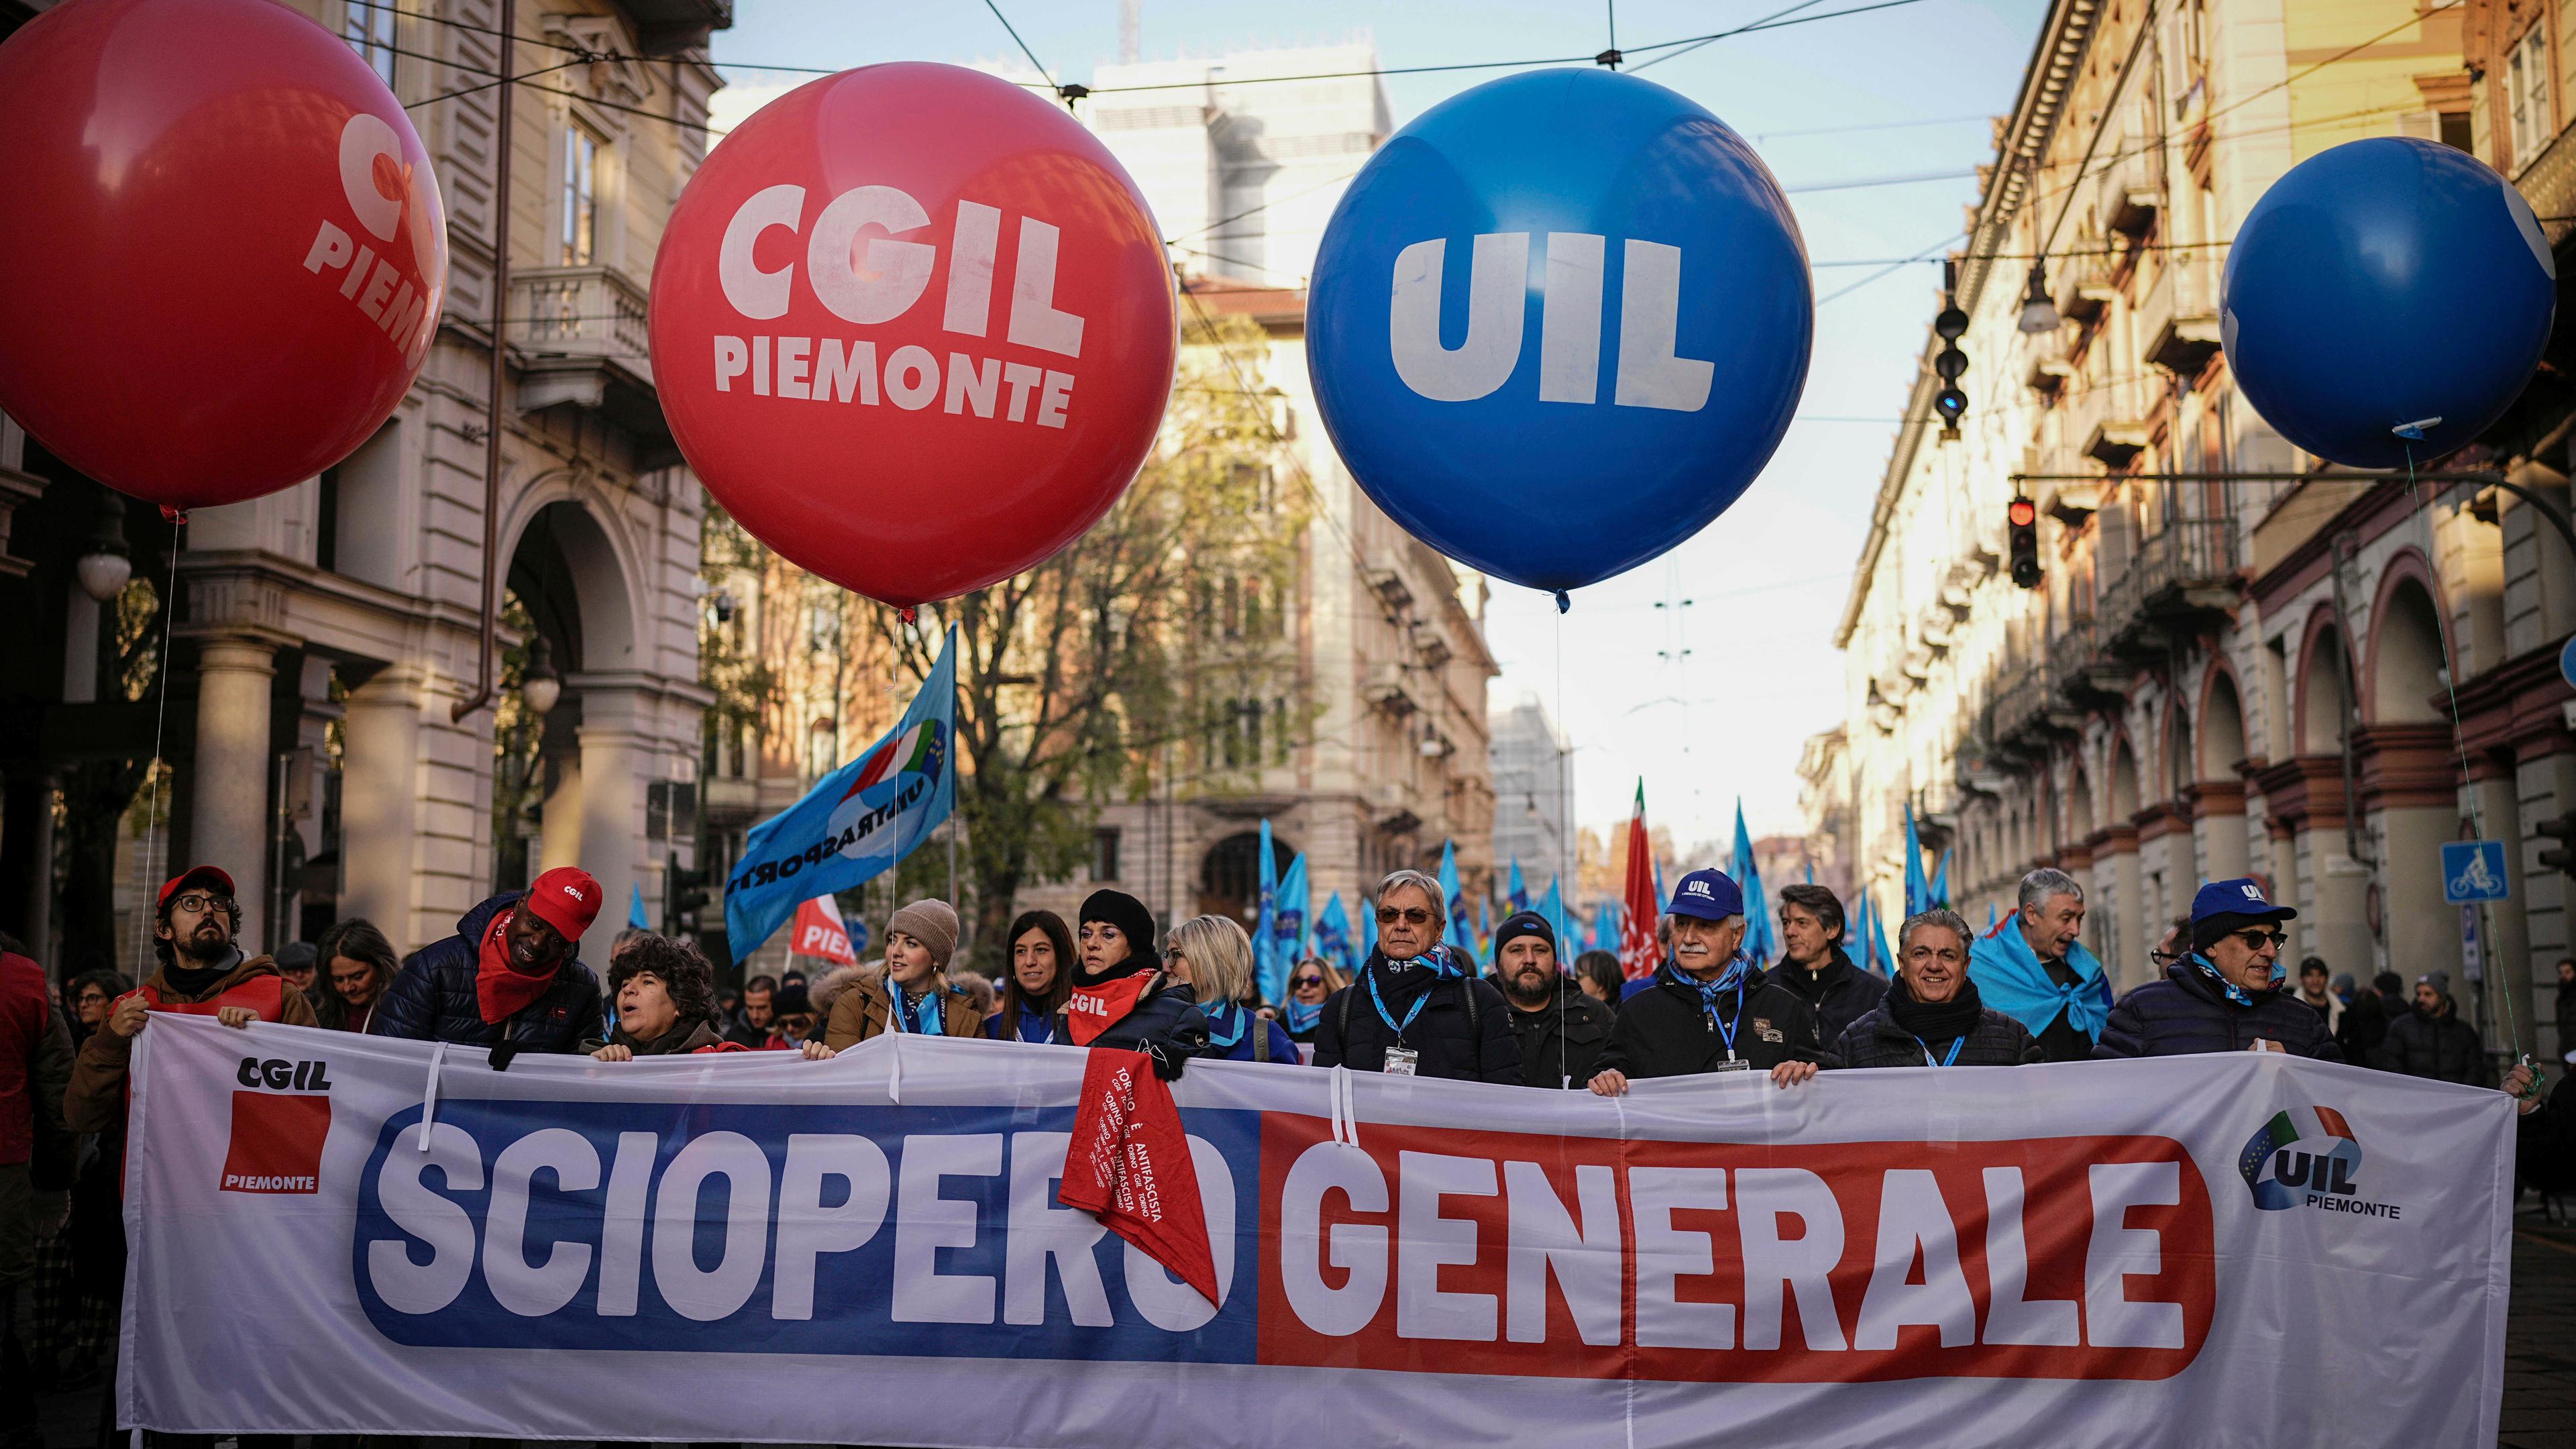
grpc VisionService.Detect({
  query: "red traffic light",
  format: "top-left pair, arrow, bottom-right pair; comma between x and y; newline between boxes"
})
2008,498 -> 2037,527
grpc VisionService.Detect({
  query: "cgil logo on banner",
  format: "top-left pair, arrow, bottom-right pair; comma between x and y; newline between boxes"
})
353,1099 -> 2214,1381
221,1055 -> 335,1195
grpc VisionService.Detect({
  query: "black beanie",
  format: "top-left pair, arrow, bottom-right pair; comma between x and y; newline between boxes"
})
1491,910 -> 1556,964
1079,889 -> 1157,963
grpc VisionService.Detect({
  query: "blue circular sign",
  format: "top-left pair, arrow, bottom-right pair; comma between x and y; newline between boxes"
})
2222,137 -> 2555,470
1307,68 -> 1812,596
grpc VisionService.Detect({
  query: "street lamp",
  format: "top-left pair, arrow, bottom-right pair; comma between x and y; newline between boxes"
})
519,635 -> 561,716
75,486 -> 130,602
2017,260 -> 2060,334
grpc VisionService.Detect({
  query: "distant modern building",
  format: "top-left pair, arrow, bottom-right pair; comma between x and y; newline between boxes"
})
1489,695 -> 1574,898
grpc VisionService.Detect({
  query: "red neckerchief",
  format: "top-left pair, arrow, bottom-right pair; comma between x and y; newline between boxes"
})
475,908 -> 558,1024
1058,1049 -> 1220,1307
1064,967 -> 1157,1045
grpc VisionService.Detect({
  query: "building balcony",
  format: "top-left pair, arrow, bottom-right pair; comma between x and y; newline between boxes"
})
2055,252 -> 2118,326
2514,118 -> 2576,248
2095,516 -> 2239,656
1375,776 -> 1424,836
1362,661 -> 1421,716
2095,140 -> 2161,238
1987,660 -> 2068,754
511,265 -> 675,464
2048,614 -> 2127,707
2139,250 -> 2221,376
613,0 -> 732,53
2063,370 -> 2149,468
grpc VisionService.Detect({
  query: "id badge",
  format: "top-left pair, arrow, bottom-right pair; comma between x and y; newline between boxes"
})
1383,1046 -> 1420,1076
1713,1055 -> 1754,1073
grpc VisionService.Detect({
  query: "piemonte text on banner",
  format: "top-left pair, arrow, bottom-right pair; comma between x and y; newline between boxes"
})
121,1016 -> 2511,1447
724,625 -> 958,959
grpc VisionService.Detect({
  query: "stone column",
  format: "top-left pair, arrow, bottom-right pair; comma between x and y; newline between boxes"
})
572,680 -> 649,954
2361,723 -> 2470,1024
189,635 -> 279,946
2471,765 -> 2535,1055
340,666 -> 423,949
2086,826 -> 2143,990
2188,781 -> 2250,883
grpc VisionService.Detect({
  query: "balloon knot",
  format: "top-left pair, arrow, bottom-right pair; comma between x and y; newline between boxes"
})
898,605 -> 918,626
158,505 -> 186,525
1554,590 -> 1571,614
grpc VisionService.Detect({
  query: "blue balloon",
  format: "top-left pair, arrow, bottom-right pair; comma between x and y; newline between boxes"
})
2222,136 -> 2555,470
1307,68 -> 1811,596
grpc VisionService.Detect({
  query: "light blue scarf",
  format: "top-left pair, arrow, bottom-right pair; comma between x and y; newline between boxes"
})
1968,918 -> 2111,1042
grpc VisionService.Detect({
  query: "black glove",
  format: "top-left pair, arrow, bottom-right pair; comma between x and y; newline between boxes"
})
1141,1035 -> 1188,1082
487,1042 -> 521,1072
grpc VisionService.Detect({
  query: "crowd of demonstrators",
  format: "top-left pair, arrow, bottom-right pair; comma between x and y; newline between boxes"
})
1765,882 -> 1886,1048
1489,910 -> 1612,1089
1311,870 -> 1518,1083
368,866 -> 604,1057
987,910 -> 1072,1042
1968,867 -> 2110,1062
828,899 -> 984,1044
1163,915 -> 1298,1063
1589,869 -> 1824,1095
1278,956 -> 1344,1044
1833,908 -> 2039,1067
2092,881 -> 2341,1061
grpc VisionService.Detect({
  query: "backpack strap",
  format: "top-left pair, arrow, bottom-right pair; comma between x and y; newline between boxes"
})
1460,974 -> 1482,1076
1338,981 -> 1354,1045
1252,1018 -> 1271,1063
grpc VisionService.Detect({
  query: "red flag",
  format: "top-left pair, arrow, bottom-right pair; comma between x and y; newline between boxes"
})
790,896 -> 857,965
1058,1050 -> 1220,1308
1618,780 -> 1661,981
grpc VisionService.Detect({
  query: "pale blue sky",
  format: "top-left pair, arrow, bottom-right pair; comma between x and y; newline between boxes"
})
708,0 -> 2050,851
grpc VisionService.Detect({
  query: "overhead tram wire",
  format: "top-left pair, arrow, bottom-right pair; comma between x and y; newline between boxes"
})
1631,0 -> 1825,73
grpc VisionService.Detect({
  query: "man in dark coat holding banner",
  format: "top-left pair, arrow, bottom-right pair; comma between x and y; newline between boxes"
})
370,866 -> 606,1057
1589,868 -> 1825,1095
2092,878 -> 2341,1061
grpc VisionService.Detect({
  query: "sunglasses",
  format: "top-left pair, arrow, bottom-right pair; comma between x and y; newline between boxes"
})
2231,928 -> 2290,951
1375,907 -> 1434,925
1292,975 -> 1326,988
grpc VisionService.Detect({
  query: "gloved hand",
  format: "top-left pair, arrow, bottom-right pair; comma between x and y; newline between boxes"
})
1141,1035 -> 1188,1082
487,1042 -> 522,1072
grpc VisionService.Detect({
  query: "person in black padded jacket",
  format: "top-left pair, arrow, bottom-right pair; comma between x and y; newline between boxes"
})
2092,877 -> 2341,1062
1313,869 -> 1519,1083
1055,888 -> 1207,1079
1589,868 -> 1825,1096
370,868 -> 606,1057
1833,907 -> 2040,1068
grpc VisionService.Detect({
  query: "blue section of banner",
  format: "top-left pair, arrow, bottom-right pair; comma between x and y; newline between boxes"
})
724,628 -> 959,959
352,1097 -> 1260,1361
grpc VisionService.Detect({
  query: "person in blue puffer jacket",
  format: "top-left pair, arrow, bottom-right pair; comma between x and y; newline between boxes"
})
369,868 -> 606,1057
1163,913 -> 1299,1065
2092,877 -> 2341,1061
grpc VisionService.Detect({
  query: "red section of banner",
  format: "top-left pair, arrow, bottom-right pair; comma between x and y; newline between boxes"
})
1061,1049 -> 1220,1307
220,1091 -> 331,1194
1254,1113 -> 2214,1383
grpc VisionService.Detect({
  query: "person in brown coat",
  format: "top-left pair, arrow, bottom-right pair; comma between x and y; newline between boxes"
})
826,899 -> 987,1044
64,865 -> 317,1134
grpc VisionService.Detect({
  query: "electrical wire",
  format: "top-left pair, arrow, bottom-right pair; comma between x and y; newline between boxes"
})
977,0 -> 1061,97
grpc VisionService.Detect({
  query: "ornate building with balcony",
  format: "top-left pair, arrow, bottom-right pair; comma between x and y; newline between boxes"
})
1817,0 -> 2576,1061
0,0 -> 727,971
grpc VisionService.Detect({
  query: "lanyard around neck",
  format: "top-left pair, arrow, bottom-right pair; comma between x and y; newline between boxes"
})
1365,964 -> 1434,1040
1914,1034 -> 1965,1067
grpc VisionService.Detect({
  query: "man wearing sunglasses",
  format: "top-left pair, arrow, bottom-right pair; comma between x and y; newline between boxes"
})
2092,877 -> 2341,1061
1312,869 -> 1520,1082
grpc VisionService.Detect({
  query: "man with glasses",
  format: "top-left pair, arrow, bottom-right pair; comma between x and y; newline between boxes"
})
64,865 -> 319,1133
1313,869 -> 1520,1082
2092,877 -> 2341,1060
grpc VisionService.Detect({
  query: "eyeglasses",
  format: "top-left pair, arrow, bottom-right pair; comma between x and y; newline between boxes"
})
168,892 -> 233,916
1163,949 -> 1189,964
2231,928 -> 2290,951
1292,975 -> 1326,989
1375,907 -> 1434,925
74,991 -> 108,1006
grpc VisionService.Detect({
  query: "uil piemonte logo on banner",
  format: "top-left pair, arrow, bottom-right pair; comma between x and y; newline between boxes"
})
220,1055 -> 335,1195
2237,1103 -> 2398,1219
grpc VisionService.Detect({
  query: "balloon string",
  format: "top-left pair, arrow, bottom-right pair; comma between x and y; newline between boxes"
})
131,513 -> 183,978
2404,440 -> 2523,1060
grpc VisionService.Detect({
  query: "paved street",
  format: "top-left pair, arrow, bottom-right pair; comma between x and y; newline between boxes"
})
33,1203 -> 2576,1448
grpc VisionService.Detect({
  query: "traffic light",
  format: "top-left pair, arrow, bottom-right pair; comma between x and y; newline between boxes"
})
668,856 -> 715,931
2008,496 -> 2042,589
1933,297 -> 1969,439
2538,813 -> 2576,878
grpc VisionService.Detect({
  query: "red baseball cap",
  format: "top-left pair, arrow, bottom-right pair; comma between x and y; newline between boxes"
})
157,864 -> 235,910
523,867 -> 602,942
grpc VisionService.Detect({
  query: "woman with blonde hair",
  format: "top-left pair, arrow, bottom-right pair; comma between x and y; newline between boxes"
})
1163,914 -> 1299,1065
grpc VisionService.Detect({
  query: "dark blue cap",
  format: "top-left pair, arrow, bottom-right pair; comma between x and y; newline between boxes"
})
2190,877 -> 2296,925
1666,868 -> 1744,922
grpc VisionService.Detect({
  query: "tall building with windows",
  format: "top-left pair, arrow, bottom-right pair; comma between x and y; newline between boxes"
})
1489,695 -> 1575,900
1821,0 -> 2576,1063
0,0 -> 729,973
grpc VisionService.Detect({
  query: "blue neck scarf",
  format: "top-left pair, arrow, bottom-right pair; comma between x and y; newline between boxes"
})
1283,998 -> 1324,1034
1656,952 -> 1751,1018
1204,1001 -> 1252,1048
893,983 -> 945,1036
1968,920 -> 2112,1042
2187,951 -> 2285,1008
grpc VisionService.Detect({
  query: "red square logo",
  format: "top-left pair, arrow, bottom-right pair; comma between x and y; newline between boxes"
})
219,1091 -> 330,1194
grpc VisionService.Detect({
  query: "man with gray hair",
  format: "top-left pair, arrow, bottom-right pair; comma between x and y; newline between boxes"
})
1967,866 -> 2110,1063
1313,868 -> 1520,1082
1832,908 -> 2039,1067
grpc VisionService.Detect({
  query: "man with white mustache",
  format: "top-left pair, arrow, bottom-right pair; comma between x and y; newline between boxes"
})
1590,868 -> 1825,1095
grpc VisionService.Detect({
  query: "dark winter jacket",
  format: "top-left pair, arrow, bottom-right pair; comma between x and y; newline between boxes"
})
369,893 -> 604,1055
2336,989 -> 2389,1064
1595,961 -> 1828,1080
1313,950 -> 1521,1083
2555,980 -> 2576,1056
1761,948 -> 1889,1053
1831,998 -> 2040,1069
2091,960 -> 2343,1061
1201,1002 -> 1300,1065
1499,978 -> 1617,1089
2517,1071 -> 2576,1189
2379,1000 -> 2489,1085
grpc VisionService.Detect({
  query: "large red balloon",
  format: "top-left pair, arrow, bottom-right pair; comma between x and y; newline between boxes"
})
0,0 -> 446,511
650,63 -> 1177,608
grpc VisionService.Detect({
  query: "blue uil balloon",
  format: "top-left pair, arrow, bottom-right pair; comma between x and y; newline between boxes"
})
2222,137 -> 2555,470
1307,68 -> 1811,600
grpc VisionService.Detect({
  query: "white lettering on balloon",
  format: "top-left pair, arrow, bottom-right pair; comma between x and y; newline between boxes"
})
1387,231 -> 1712,411
297,111 -> 437,366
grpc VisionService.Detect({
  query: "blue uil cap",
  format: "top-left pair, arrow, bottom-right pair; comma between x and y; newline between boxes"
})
2190,877 -> 2296,927
1666,868 -> 1744,922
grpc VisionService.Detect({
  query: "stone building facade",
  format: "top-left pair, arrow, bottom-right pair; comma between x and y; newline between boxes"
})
0,0 -> 726,970
1819,0 -> 2575,1059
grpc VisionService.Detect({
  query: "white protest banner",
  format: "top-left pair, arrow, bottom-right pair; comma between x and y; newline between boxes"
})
121,1016 -> 2512,1446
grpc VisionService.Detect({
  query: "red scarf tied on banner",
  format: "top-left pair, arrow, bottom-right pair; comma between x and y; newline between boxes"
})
475,908 -> 559,1025
1063,969 -> 1157,1045
1057,1049 -> 1220,1309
